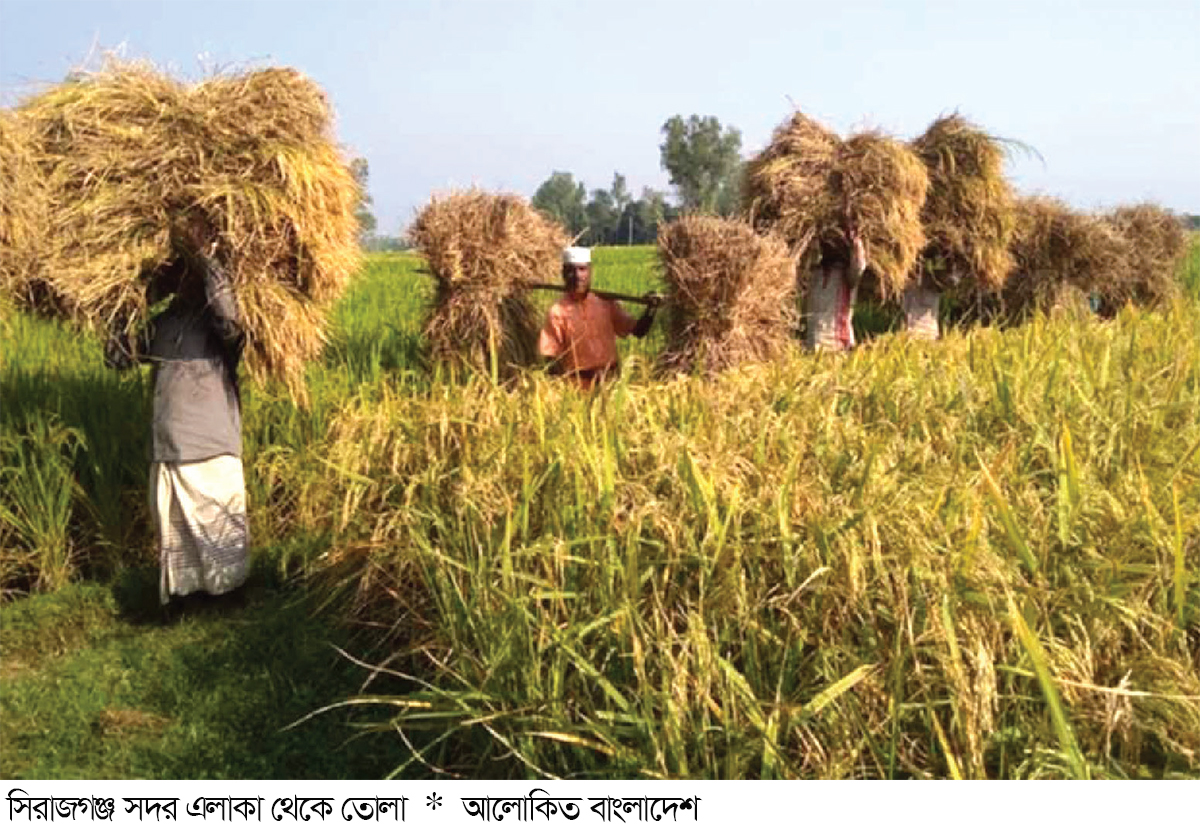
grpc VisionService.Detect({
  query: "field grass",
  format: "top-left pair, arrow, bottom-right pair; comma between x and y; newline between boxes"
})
1180,232 -> 1200,300
2,242 -> 1198,779
1,576 -> 401,778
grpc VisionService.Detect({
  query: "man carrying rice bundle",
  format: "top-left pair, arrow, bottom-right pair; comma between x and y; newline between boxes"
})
14,59 -> 360,400
907,113 -> 1017,339
744,111 -> 928,353
538,246 -> 660,388
804,232 -> 868,351
105,216 -> 249,610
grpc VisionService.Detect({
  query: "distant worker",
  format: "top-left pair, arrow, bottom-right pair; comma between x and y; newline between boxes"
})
902,278 -> 946,340
804,232 -> 867,351
538,246 -> 660,388
105,215 -> 249,611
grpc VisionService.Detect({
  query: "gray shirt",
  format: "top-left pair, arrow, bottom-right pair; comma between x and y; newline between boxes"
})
109,254 -> 244,463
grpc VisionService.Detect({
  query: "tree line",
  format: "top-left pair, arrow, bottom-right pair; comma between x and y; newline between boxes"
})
531,119 -> 1200,245
355,114 -> 1199,250
352,113 -> 744,249
532,115 -> 742,246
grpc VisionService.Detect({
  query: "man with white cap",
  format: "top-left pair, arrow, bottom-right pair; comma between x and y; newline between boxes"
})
538,246 -> 660,388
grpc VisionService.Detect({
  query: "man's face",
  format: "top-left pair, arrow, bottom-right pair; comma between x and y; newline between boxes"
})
563,262 -> 591,298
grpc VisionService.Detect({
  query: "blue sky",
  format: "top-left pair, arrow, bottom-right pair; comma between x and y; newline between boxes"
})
2,0 -> 1197,234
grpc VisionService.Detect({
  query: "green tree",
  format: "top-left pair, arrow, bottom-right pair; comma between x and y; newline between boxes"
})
616,187 -> 675,245
659,115 -> 743,215
585,187 -> 619,245
532,171 -> 587,236
349,157 -> 377,241
715,161 -> 745,218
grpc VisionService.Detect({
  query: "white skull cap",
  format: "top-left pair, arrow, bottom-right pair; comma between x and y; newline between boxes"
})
562,246 -> 591,265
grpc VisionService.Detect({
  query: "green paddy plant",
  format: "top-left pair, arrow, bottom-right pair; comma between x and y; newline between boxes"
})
2,242 -> 1198,778
302,292 -> 1199,778
0,415 -> 85,593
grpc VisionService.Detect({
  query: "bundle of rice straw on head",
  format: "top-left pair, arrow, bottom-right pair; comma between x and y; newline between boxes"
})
409,189 -> 568,374
743,110 -> 928,300
657,215 -> 797,375
1097,203 -> 1187,313
17,58 -> 361,398
910,113 -> 1016,294
1001,196 -> 1126,319
0,109 -> 56,312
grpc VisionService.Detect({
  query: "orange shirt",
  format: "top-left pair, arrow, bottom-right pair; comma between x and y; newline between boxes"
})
538,292 -> 639,373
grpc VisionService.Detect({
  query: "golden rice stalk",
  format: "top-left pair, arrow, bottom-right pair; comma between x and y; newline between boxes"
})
910,113 -> 1016,294
743,110 -> 928,299
1099,203 -> 1187,312
743,111 -> 840,254
657,215 -> 798,374
409,189 -> 568,373
1002,196 -> 1126,318
834,131 -> 929,298
16,58 -> 360,399
0,109 -> 57,312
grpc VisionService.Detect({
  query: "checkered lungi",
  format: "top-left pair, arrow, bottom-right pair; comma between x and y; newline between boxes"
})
150,455 -> 249,604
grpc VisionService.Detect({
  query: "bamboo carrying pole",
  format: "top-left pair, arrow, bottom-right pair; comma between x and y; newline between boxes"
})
415,267 -> 655,306
530,282 -> 658,305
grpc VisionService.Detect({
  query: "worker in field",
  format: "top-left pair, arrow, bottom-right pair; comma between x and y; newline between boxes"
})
902,280 -> 945,340
105,214 -> 249,612
538,246 -> 661,388
804,231 -> 867,351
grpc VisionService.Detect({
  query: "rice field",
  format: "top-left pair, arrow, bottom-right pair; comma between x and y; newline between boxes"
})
2,242 -> 1199,779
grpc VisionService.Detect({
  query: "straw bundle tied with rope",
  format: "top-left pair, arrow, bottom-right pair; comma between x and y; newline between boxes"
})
1099,203 -> 1188,312
910,113 -> 1016,294
743,111 -> 928,299
409,190 -> 569,374
11,58 -> 360,399
1002,196 -> 1126,318
657,216 -> 797,375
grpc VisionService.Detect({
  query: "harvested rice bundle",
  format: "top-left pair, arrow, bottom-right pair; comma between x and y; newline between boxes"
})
0,109 -> 55,311
1099,203 -> 1187,312
743,111 -> 928,299
410,189 -> 568,373
903,114 -> 1017,339
657,215 -> 797,374
834,132 -> 929,298
742,112 -> 839,253
17,59 -> 360,397
910,114 -> 1016,294
1002,196 -> 1126,318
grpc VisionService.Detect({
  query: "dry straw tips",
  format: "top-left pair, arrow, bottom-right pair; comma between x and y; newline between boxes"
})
657,215 -> 797,375
744,110 -> 928,300
409,189 -> 569,375
5,56 -> 361,400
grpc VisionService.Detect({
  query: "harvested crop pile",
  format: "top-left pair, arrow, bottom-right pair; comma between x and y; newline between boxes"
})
1098,203 -> 1187,313
409,189 -> 568,374
743,111 -> 928,299
910,113 -> 1016,293
657,216 -> 796,374
0,109 -> 54,311
14,59 -> 360,397
1002,196 -> 1126,318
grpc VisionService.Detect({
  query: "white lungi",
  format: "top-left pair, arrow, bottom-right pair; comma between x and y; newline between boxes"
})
903,286 -> 941,340
150,455 -> 249,604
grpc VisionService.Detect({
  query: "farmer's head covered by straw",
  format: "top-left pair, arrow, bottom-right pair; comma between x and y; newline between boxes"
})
104,213 -> 251,612
538,246 -> 660,388
804,228 -> 867,352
